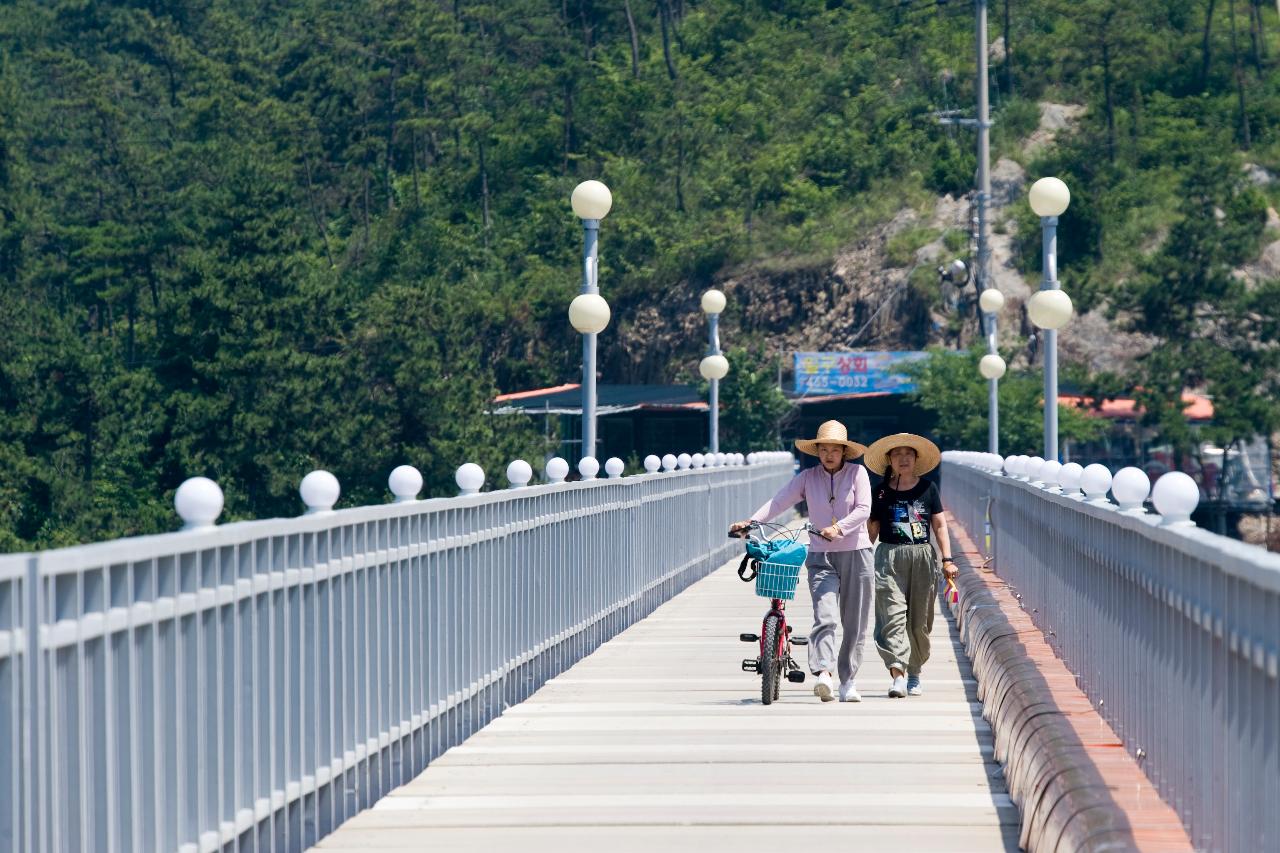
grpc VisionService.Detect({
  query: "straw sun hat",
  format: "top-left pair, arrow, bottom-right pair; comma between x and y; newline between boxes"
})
863,433 -> 941,476
794,420 -> 868,461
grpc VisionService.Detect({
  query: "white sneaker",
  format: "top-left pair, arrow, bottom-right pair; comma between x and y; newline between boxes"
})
813,672 -> 835,702
839,680 -> 861,702
888,674 -> 908,698
907,675 -> 923,696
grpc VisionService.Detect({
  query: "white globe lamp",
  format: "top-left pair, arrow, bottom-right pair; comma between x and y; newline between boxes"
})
1028,177 -> 1071,217
505,459 -> 533,488
700,354 -> 730,380
979,288 -> 1005,314
300,470 -> 341,513
568,293 -> 611,334
1080,464 -> 1113,504
1152,472 -> 1199,526
979,354 -> 1007,380
1058,462 -> 1084,497
701,289 -> 727,315
455,463 -> 485,496
545,457 -> 570,483
175,477 -> 224,530
1027,289 -> 1074,330
571,180 -> 613,220
388,465 -> 423,502
1111,467 -> 1151,512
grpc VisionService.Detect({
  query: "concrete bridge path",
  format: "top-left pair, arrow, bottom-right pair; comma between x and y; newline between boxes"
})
311,543 -> 1019,852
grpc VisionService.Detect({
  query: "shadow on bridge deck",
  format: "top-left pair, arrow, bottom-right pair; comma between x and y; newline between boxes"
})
311,545 -> 1019,852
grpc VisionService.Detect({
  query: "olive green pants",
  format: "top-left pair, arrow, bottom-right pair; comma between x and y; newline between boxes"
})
873,542 -> 939,675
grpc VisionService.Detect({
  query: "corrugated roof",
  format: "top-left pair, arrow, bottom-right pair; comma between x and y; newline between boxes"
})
494,383 -> 709,414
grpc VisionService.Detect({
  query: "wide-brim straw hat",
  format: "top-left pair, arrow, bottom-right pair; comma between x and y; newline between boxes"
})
793,420 -> 867,461
863,433 -> 941,476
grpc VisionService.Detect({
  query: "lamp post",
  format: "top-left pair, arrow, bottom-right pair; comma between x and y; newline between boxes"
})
569,180 -> 613,461
1027,177 -> 1073,462
699,289 -> 729,453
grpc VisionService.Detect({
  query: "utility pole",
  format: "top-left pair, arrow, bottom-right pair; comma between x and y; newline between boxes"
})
943,2 -> 997,453
977,0 -> 997,456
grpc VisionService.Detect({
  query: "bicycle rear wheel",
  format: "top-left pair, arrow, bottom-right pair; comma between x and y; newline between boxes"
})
761,614 -> 782,705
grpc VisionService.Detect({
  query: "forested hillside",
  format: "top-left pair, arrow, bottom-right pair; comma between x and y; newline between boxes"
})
2,0 -> 1278,548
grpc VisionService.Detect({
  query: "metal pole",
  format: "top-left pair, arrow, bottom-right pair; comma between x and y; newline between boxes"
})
581,219 -> 600,460
1042,215 -> 1059,461
708,313 -> 720,453
976,0 -> 997,455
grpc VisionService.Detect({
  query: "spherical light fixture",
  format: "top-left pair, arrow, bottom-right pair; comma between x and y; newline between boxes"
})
455,463 -> 485,496
388,465 -> 424,501
568,293 -> 611,334
1058,462 -> 1084,497
701,289 -> 727,315
505,460 -> 533,488
643,455 -> 661,473
300,470 -> 341,513
1040,460 -> 1063,490
979,288 -> 1005,314
1027,289 -> 1074,330
677,453 -> 692,469
571,180 -> 613,220
692,452 -> 705,468
979,354 -> 1007,380
1080,463 -> 1113,504
1111,467 -> 1151,512
1028,177 -> 1071,217
1026,456 -> 1046,483
700,354 -> 730,380
661,453 -> 677,471
605,457 -> 625,479
578,456 -> 600,480
545,457 -> 570,483
175,477 -> 224,530
1152,472 -> 1200,526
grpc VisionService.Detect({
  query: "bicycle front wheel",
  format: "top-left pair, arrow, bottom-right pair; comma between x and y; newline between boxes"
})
761,614 -> 782,705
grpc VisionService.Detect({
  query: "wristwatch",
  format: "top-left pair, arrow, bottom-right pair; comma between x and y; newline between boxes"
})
941,557 -> 955,564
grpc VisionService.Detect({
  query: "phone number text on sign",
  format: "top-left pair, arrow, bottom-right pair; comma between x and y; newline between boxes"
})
793,351 -> 928,396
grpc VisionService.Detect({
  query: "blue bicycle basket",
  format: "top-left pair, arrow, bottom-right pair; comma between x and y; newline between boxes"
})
747,538 -> 808,600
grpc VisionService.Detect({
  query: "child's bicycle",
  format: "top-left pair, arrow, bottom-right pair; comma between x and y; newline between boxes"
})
728,520 -> 831,705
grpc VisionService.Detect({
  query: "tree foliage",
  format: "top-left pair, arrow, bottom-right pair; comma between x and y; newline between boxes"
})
2,0 -> 1280,547
904,349 -> 1107,455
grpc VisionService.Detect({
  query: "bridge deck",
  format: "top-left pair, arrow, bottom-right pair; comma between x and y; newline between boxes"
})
312,548 -> 1019,852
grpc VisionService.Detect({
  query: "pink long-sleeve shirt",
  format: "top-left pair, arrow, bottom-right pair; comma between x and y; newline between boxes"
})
749,462 -> 873,552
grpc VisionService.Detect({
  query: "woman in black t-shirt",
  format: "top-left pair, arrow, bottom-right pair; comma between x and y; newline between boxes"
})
863,433 -> 954,698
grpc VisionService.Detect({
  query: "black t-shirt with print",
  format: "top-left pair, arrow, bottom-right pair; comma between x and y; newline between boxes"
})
872,478 -> 943,544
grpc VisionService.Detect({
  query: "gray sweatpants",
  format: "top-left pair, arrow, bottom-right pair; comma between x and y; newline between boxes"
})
804,548 -> 875,684
873,542 -> 939,675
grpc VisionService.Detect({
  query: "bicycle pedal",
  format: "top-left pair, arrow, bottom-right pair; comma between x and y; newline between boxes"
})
786,670 -> 806,684
741,658 -> 760,672
739,633 -> 758,642
790,635 -> 809,645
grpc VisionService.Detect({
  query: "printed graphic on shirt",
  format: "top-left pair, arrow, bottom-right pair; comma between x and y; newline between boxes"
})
891,499 -> 929,542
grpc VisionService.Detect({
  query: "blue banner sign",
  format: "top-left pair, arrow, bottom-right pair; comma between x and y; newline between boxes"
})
793,351 -> 929,395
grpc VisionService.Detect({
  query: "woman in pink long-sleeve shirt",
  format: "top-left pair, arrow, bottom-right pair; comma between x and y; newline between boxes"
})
730,420 -> 875,703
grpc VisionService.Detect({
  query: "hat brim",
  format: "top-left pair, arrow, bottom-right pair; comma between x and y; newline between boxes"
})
794,438 -> 868,460
862,433 -> 941,476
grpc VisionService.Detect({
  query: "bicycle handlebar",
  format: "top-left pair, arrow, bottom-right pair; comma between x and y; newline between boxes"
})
728,520 -> 831,542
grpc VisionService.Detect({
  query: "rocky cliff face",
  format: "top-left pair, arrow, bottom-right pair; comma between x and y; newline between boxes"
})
610,103 -> 1278,385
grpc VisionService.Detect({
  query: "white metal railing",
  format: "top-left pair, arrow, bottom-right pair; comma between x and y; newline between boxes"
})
0,452 -> 793,853
941,452 -> 1280,853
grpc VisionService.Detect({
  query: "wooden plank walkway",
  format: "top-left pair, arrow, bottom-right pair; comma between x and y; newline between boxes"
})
312,547 -> 1019,852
